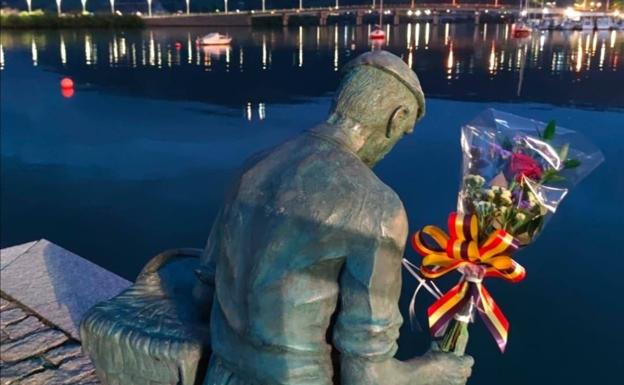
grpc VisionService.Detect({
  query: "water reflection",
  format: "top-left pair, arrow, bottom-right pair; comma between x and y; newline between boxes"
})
1,25 -> 622,111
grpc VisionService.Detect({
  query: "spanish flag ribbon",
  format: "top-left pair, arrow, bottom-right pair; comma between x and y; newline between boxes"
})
411,212 -> 526,353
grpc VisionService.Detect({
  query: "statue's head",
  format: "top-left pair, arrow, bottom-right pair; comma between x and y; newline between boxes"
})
328,50 -> 425,167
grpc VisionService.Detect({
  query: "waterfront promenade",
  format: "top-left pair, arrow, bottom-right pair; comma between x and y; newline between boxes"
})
144,4 -> 526,27
0,240 -> 131,384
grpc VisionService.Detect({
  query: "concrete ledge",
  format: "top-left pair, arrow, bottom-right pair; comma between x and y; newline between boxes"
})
0,240 -> 131,340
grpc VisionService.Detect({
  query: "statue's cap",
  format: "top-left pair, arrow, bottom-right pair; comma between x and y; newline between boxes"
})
342,50 -> 426,121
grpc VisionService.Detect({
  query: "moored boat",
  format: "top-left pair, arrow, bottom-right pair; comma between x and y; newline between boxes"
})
196,33 -> 232,46
596,17 -> 616,30
581,18 -> 594,31
369,26 -> 386,41
512,22 -> 532,38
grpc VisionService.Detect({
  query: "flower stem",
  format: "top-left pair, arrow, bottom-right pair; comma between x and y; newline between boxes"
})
439,318 -> 470,356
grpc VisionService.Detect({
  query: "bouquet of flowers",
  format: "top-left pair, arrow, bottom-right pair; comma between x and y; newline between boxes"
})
405,109 -> 604,354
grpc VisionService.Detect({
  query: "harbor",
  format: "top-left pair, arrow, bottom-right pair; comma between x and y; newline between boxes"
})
1,1 -> 623,385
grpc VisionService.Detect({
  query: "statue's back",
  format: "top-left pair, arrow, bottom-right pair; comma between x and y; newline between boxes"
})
208,131 -> 400,385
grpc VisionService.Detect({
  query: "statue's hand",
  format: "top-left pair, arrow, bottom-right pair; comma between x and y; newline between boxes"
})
407,344 -> 474,385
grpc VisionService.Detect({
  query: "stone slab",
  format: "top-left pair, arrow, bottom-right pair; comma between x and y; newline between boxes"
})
0,241 -> 37,271
0,308 -> 28,327
0,328 -> 68,363
43,342 -> 83,366
3,316 -> 46,340
0,356 -> 47,384
0,240 -> 131,340
0,297 -> 16,311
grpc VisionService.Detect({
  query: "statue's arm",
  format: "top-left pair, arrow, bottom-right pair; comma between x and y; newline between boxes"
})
334,202 -> 473,385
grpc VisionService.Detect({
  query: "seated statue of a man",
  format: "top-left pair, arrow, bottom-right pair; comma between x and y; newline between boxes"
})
194,50 -> 473,385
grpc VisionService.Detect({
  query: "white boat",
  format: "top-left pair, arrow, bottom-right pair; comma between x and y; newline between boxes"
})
596,17 -> 616,30
196,33 -> 232,46
559,19 -> 580,30
581,18 -> 594,30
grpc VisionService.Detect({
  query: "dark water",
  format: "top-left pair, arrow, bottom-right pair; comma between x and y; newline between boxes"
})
1,24 -> 623,384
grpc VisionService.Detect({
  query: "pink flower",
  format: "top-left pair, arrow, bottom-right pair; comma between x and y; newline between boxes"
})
510,153 -> 542,181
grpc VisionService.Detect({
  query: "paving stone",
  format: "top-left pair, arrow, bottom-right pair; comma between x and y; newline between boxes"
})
43,342 -> 83,366
0,239 -> 131,340
0,357 -> 47,384
16,370 -> 57,385
58,355 -> 96,376
0,329 -> 68,363
0,241 -> 37,271
72,372 -> 101,385
3,316 -> 46,340
0,308 -> 28,327
0,297 -> 16,311
18,356 -> 97,385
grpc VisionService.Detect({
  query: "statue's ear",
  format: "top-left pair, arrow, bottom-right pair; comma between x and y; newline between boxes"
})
386,106 -> 410,139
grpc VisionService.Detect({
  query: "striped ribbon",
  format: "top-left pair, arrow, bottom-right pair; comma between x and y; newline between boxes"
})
411,212 -> 526,353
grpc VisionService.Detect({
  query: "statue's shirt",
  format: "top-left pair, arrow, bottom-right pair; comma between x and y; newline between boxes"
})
201,132 -> 408,385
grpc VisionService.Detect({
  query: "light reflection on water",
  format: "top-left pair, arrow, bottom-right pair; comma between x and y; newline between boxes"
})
2,24 -> 622,118
1,24 -> 621,74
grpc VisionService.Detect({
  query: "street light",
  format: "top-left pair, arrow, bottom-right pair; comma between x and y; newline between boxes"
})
110,0 -> 115,14
299,0 -> 303,10
262,0 -> 266,12
56,0 -> 61,15
25,0 -> 32,13
186,0 -> 190,14
225,0 -> 229,13
147,0 -> 152,16
335,0 -> 339,9
80,0 -> 87,13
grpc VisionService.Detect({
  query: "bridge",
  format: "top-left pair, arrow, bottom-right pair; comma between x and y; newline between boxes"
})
143,4 -> 557,27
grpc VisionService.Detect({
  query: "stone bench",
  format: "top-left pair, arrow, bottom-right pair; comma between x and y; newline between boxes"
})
80,249 -> 212,385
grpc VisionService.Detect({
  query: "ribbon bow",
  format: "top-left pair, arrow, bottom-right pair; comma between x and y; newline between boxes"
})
411,212 -> 526,352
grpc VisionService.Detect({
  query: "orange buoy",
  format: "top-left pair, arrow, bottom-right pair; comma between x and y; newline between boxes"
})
61,87 -> 74,99
60,77 -> 74,89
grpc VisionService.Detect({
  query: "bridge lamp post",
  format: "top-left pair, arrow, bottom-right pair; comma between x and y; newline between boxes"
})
25,0 -> 32,13
299,0 -> 303,10
335,0 -> 339,10
55,0 -> 61,15
80,0 -> 87,13
262,0 -> 266,12
110,0 -> 115,14
186,0 -> 190,14
147,0 -> 152,16
225,0 -> 228,14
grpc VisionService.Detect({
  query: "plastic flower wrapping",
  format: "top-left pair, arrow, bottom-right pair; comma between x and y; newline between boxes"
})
404,109 -> 604,355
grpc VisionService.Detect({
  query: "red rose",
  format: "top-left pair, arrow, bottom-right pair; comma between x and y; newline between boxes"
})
510,153 -> 542,181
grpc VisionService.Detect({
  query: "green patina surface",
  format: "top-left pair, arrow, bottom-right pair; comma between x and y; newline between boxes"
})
80,50 -> 473,385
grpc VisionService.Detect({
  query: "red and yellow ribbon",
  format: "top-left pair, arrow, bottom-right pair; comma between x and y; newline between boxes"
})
411,212 -> 526,352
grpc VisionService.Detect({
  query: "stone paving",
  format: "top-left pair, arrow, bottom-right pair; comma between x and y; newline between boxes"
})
0,294 -> 100,385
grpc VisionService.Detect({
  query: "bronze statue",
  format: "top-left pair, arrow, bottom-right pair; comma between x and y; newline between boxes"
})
81,50 -> 473,385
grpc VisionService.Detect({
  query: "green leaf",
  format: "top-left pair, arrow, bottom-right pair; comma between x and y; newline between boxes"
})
527,216 -> 544,239
541,169 -> 566,183
558,143 -> 569,164
564,159 -> 581,169
502,137 -> 514,151
543,120 -> 556,141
